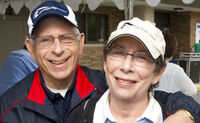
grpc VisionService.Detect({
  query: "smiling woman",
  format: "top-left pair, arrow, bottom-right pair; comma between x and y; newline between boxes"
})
103,36 -> 162,105
1,1 -> 200,123
99,18 -> 166,122
66,17 -> 167,123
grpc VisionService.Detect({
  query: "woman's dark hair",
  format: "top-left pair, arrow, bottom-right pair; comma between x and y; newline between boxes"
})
163,32 -> 177,59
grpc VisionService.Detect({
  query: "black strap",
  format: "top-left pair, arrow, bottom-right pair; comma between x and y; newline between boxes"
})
81,96 -> 101,123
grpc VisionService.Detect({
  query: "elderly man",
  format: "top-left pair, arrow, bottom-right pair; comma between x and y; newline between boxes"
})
0,1 -> 107,122
0,1 -> 199,123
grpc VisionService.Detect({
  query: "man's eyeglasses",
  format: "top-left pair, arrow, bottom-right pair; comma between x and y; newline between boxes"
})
105,46 -> 156,68
30,33 -> 80,48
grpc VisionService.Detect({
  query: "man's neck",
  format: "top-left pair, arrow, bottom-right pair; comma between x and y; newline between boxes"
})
42,71 -> 75,90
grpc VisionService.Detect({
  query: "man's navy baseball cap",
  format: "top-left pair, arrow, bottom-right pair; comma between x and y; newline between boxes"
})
27,1 -> 78,36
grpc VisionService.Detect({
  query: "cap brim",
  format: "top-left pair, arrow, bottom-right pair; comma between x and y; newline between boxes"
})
107,28 -> 161,60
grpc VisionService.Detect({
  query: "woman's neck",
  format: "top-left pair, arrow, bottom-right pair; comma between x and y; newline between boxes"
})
109,95 -> 149,123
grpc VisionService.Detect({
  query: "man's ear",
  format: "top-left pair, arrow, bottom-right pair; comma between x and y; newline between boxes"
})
103,61 -> 107,72
152,66 -> 166,85
79,33 -> 85,56
25,37 -> 35,61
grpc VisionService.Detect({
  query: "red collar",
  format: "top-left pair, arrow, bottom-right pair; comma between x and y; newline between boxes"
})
27,65 -> 95,105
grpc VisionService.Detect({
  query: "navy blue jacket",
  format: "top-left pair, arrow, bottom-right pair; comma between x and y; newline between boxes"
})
0,65 -> 107,123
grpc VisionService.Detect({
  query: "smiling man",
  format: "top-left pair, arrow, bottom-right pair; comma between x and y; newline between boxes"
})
0,1 -> 107,123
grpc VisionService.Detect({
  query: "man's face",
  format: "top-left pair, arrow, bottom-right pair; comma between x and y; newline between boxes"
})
26,17 -> 84,88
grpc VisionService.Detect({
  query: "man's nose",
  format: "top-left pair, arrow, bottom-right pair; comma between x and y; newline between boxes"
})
51,38 -> 64,55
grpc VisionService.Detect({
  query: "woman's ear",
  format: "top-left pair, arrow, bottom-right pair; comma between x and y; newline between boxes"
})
152,66 -> 166,85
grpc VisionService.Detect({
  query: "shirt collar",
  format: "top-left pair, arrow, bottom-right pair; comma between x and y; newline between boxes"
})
93,90 -> 117,123
93,90 -> 163,123
40,70 -> 77,102
136,94 -> 163,123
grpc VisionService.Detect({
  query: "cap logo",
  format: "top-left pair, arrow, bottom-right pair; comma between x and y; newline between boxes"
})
122,22 -> 156,42
120,23 -> 133,29
34,6 -> 68,19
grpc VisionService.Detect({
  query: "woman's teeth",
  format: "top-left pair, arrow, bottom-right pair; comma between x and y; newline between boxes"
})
118,79 -> 136,84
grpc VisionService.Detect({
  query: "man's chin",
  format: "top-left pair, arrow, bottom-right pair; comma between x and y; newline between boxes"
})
51,71 -> 73,80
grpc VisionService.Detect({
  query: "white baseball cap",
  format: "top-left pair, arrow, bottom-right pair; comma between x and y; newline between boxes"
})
107,17 -> 166,60
27,1 -> 78,36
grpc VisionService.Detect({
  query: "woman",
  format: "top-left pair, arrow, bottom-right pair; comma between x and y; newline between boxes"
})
68,17 -> 166,123
93,18 -> 166,123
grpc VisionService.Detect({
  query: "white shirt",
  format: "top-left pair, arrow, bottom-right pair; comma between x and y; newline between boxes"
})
93,90 -> 163,123
46,85 -> 68,97
155,62 -> 197,96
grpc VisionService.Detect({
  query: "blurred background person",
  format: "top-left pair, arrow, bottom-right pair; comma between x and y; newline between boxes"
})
0,45 -> 38,96
154,31 -> 197,96
192,40 -> 200,53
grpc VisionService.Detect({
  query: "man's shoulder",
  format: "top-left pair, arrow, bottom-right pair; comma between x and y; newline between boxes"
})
0,72 -> 35,117
80,66 -> 104,76
79,66 -> 108,91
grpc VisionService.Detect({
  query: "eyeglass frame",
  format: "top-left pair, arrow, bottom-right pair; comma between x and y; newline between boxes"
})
29,33 -> 80,48
104,46 -> 158,68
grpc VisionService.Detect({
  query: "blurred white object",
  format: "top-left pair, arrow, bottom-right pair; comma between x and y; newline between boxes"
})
182,0 -> 195,4
145,0 -> 161,7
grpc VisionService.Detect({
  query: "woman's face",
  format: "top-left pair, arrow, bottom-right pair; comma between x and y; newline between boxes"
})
104,36 -> 163,102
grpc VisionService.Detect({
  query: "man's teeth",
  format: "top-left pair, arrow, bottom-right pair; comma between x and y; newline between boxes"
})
51,60 -> 65,64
